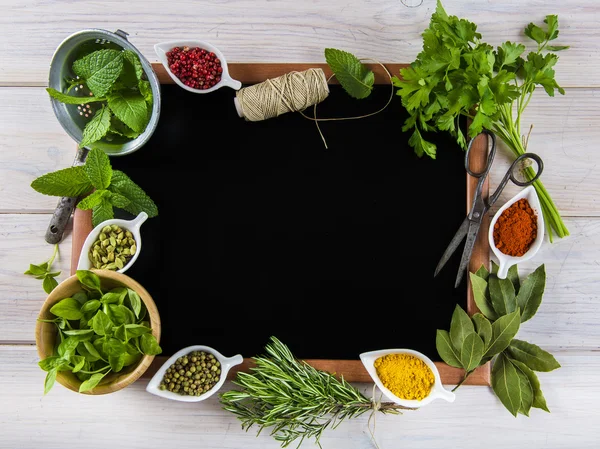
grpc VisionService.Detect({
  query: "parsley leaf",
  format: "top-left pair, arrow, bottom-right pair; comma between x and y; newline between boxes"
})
324,48 -> 374,99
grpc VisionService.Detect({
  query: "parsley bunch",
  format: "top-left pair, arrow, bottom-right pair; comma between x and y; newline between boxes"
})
394,0 -> 569,241
31,147 -> 157,227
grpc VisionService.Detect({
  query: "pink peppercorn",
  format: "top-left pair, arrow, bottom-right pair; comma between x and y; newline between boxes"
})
167,46 -> 223,90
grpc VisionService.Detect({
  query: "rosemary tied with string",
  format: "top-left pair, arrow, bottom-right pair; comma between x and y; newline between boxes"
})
219,336 -> 411,448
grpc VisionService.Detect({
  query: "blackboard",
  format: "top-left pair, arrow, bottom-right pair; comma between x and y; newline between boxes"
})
71,64 -> 491,384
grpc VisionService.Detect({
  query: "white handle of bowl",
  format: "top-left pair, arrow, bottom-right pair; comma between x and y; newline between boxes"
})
130,211 -> 149,230
497,260 -> 511,279
435,386 -> 456,403
221,77 -> 242,90
225,354 -> 244,367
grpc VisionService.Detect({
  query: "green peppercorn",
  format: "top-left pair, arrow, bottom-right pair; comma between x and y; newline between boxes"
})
160,350 -> 223,396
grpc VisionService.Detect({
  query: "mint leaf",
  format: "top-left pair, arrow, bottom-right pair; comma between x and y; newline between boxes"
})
80,106 -> 112,149
46,87 -> 105,104
109,116 -> 140,139
72,49 -> 124,97
108,170 -> 158,218
91,196 -> 114,227
31,165 -> 93,197
84,147 -> 112,189
324,48 -> 374,99
107,91 -> 148,133
77,189 -> 111,210
108,192 -> 131,209
123,50 -> 144,81
138,80 -> 153,106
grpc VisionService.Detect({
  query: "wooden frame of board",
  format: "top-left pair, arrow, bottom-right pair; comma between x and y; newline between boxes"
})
70,62 -> 492,386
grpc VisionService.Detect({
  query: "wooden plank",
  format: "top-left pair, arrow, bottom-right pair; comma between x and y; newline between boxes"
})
3,86 -> 598,215
1,345 -> 597,449
0,0 -> 596,87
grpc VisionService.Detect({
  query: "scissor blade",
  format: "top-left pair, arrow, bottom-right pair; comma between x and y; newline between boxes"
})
434,218 -> 470,278
455,221 -> 481,288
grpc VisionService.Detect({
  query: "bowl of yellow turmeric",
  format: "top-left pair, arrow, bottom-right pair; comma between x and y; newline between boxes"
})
359,349 -> 455,408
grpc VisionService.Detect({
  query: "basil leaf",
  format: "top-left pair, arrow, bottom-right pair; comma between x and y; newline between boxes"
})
79,372 -> 107,393
484,309 -> 521,358
506,339 -> 561,372
516,264 -> 546,323
82,341 -> 103,361
72,291 -> 89,305
92,310 -> 114,336
489,275 -> 516,316
77,270 -> 103,294
435,329 -> 463,368
57,337 -> 79,359
140,333 -> 162,356
80,299 -> 101,320
472,313 -> 492,349
491,353 -> 522,417
460,332 -> 484,372
72,49 -> 123,97
71,355 -> 86,373
49,297 -> 83,320
449,305 -> 474,351
62,329 -> 94,342
104,337 -> 126,357
124,324 -> 151,338
101,290 -> 127,305
26,264 -> 46,276
42,275 -> 59,294
123,352 -> 142,367
78,342 -> 101,362
469,273 -> 497,320
109,354 -> 125,372
126,288 -> 142,318
113,324 -> 128,342
38,356 -> 69,372
107,304 -> 135,326
92,337 -> 108,359
510,359 -> 550,412
44,368 -> 58,395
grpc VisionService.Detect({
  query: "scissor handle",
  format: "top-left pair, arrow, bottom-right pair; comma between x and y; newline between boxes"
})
465,129 -> 497,178
488,152 -> 544,207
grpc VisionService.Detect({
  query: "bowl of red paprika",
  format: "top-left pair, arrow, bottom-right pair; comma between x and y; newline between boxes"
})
488,185 -> 545,279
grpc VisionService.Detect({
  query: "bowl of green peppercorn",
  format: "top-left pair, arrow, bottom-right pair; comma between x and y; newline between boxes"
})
146,345 -> 243,402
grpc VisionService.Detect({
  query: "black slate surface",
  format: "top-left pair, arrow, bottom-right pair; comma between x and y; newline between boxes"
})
110,82 -> 468,361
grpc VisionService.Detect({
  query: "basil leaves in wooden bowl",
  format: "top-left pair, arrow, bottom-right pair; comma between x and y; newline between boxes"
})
35,269 -> 162,395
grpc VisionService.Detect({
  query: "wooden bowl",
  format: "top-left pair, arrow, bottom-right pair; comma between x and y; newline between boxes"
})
35,269 -> 161,395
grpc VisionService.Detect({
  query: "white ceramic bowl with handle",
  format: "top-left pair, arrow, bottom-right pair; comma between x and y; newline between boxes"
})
359,348 -> 455,408
488,185 -> 545,279
77,211 -> 148,274
146,345 -> 243,402
154,39 -> 242,93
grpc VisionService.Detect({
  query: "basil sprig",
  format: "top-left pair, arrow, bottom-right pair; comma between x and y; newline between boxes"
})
38,269 -> 161,394
436,262 -> 560,416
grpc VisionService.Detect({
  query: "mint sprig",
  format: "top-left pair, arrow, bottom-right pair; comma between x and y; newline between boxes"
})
47,48 -> 152,149
324,48 -> 374,99
25,244 -> 61,294
31,148 -> 158,227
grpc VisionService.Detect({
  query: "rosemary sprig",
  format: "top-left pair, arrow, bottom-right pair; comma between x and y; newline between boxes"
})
219,336 -> 410,448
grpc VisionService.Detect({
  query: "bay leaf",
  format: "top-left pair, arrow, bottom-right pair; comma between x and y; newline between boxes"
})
510,359 -> 550,412
484,309 -> 521,358
436,330 -> 463,368
513,359 -> 534,416
474,264 -> 490,281
506,339 -> 561,372
507,264 -> 520,294
472,313 -> 492,348
491,353 -> 522,417
449,305 -> 474,351
489,275 -> 516,316
469,273 -> 498,320
460,332 -> 484,372
516,264 -> 546,323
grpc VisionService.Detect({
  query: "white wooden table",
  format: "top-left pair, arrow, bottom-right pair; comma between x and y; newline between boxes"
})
1,1 -> 599,447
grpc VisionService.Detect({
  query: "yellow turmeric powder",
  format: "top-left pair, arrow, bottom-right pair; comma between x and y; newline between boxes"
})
374,353 -> 434,401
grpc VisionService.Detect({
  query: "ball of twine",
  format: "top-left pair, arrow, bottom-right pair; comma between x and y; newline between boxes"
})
235,68 -> 330,122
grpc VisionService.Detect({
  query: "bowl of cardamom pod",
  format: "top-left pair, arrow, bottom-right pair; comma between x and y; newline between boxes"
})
360,348 -> 455,408
77,211 -> 147,273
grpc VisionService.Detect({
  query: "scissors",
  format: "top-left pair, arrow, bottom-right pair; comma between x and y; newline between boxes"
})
434,129 -> 544,288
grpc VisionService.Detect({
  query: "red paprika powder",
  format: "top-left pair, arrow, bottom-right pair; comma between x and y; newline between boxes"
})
493,198 -> 538,257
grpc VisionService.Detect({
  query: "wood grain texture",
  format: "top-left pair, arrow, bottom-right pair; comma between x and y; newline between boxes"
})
3,87 -> 598,215
0,0 -> 597,87
1,345 -> 597,449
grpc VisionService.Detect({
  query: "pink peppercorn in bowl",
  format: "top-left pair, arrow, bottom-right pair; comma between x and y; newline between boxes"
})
154,40 -> 242,93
